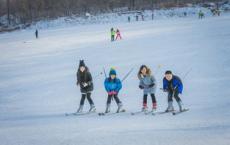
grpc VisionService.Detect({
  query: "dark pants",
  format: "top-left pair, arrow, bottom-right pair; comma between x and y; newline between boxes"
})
143,94 -> 156,106
107,94 -> 121,105
80,93 -> 94,105
168,90 -> 181,102
111,35 -> 115,41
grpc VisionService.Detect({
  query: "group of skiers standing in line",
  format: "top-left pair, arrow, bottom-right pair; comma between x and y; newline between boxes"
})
76,60 -> 184,114
110,28 -> 122,42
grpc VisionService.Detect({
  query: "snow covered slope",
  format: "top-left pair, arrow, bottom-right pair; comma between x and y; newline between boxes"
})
30,6 -> 211,30
0,13 -> 230,145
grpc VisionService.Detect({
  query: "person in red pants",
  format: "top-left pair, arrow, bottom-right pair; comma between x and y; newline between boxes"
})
115,29 -> 122,40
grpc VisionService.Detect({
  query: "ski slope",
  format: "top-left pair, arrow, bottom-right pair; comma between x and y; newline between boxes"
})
0,13 -> 230,145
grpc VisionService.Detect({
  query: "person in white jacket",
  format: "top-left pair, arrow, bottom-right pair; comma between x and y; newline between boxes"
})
138,65 -> 157,112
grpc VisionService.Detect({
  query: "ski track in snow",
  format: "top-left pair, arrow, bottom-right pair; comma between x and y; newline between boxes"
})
0,13 -> 230,145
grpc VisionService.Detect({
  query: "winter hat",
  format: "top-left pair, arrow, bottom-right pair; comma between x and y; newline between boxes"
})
109,68 -> 116,76
79,60 -> 86,67
165,70 -> 172,75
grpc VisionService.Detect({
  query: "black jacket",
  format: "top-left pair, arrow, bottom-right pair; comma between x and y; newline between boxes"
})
77,68 -> 94,93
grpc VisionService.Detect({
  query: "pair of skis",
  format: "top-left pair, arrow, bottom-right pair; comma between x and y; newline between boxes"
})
98,109 -> 126,116
131,110 -> 157,116
172,108 -> 189,115
65,109 -> 126,116
131,108 -> 189,116
65,110 -> 96,116
65,108 -> 189,116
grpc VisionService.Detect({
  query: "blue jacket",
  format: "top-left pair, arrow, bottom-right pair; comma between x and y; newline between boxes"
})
104,77 -> 122,92
163,75 -> 183,94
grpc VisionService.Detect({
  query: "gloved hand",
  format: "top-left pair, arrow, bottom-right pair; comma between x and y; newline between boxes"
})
173,88 -> 179,94
148,83 -> 155,88
139,85 -> 144,89
172,86 -> 178,93
82,82 -> 88,88
108,91 -> 113,96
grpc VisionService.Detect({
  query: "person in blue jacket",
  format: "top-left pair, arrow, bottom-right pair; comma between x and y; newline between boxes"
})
104,68 -> 123,113
163,70 -> 184,112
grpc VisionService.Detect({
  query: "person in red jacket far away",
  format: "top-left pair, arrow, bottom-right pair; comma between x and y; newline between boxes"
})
115,29 -> 122,40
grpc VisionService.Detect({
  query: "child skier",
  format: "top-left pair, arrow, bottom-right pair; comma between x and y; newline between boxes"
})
115,29 -> 122,40
110,28 -> 116,41
104,68 -> 123,113
138,65 -> 157,112
163,70 -> 184,112
76,60 -> 96,113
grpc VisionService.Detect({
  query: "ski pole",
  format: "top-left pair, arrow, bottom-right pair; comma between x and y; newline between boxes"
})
103,67 -> 107,78
121,67 -> 134,82
182,67 -> 192,80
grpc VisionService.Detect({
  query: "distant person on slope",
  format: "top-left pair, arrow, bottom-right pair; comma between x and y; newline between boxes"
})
162,70 -> 184,112
128,16 -> 131,22
198,10 -> 204,19
110,28 -> 116,42
104,68 -> 123,113
138,65 -> 157,113
136,15 -> 139,21
76,60 -> 96,113
35,29 -> 38,39
115,29 -> 122,40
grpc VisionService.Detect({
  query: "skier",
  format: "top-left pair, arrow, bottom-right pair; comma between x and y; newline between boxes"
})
110,28 -> 115,42
141,14 -> 144,21
183,12 -> 187,17
35,29 -> 38,39
128,16 -> 131,22
104,68 -> 123,113
115,29 -> 122,40
212,8 -> 220,16
136,15 -> 138,21
138,65 -> 157,112
76,60 -> 96,113
162,70 -> 184,112
198,10 -> 204,19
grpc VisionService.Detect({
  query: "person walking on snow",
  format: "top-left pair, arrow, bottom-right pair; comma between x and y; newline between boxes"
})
35,29 -> 38,39
138,65 -> 157,112
110,28 -> 116,42
163,70 -> 184,112
104,68 -> 123,113
115,29 -> 122,40
76,60 -> 96,113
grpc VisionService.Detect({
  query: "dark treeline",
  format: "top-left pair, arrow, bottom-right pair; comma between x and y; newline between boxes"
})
0,0 -> 221,26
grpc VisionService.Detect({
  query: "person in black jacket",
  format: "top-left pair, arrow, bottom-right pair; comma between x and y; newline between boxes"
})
35,29 -> 38,39
76,60 -> 96,113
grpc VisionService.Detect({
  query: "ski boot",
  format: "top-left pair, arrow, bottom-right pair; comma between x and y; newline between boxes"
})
142,106 -> 148,113
177,101 -> 183,112
89,104 -> 96,112
152,102 -> 157,112
116,103 -> 123,113
165,101 -> 174,112
105,104 -> 111,113
76,105 -> 83,113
